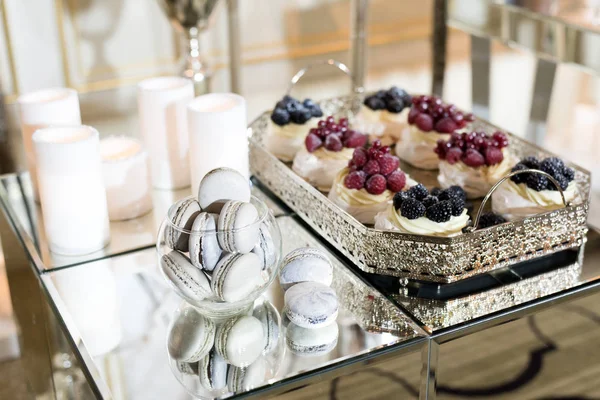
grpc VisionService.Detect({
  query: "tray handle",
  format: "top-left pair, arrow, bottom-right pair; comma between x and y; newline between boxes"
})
286,59 -> 356,96
466,169 -> 571,232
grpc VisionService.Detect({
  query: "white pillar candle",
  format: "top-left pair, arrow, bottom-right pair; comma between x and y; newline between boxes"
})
33,126 -> 110,255
137,77 -> 194,190
100,136 -> 153,221
17,88 -> 81,200
187,93 -> 248,193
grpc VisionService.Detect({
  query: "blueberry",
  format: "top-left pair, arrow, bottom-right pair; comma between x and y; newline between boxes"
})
290,107 -> 312,124
365,96 -> 385,110
375,90 -> 387,99
388,86 -> 407,99
308,104 -> 323,118
271,108 -> 290,126
285,98 -> 302,113
386,98 -> 405,113
303,98 -> 316,108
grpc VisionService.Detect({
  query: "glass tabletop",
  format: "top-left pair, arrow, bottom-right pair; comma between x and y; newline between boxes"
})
40,215 -> 426,399
0,173 -> 289,272
448,0 -> 600,74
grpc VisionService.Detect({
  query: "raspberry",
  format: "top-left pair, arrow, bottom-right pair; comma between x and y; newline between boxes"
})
365,174 -> 387,195
351,148 -> 368,167
400,198 -> 426,220
344,171 -> 366,190
363,159 -> 381,176
521,156 -> 540,169
465,113 -> 475,122
492,131 -> 509,148
434,117 -> 458,134
426,200 -> 452,223
450,198 -> 465,216
563,167 -> 575,181
445,147 -> 463,164
324,134 -> 343,151
525,174 -> 548,191
343,132 -> 368,148
305,133 -> 322,152
339,117 -> 349,127
387,170 -> 406,192
422,195 -> 439,208
407,183 -> 428,200
484,147 -> 504,166
393,191 -> 410,210
462,148 -> 485,167
510,163 -> 529,184
408,107 -> 420,124
378,154 -> 400,176
479,212 -> 507,229
415,113 -> 434,132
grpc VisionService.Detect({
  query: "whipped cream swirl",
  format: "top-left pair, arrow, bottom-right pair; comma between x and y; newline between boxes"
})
374,205 -> 469,237
395,125 -> 451,170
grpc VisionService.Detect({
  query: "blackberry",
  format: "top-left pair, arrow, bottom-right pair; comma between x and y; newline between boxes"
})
545,157 -> 564,170
393,191 -> 410,210
563,166 -> 575,181
525,173 -> 548,191
426,200 -> 452,223
450,198 -> 465,216
270,108 -> 290,126
540,158 -> 561,178
422,195 -> 439,208
400,198 -> 426,220
430,188 -> 443,197
440,185 -> 466,202
547,173 -> 569,191
521,156 -> 540,169
510,163 -> 528,184
407,183 -> 429,200
479,212 -> 507,229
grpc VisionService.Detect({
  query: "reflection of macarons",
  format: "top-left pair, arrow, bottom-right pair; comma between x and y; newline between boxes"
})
285,282 -> 338,329
161,251 -> 212,302
279,247 -> 333,291
211,253 -> 263,303
215,316 -> 264,367
166,198 -> 201,252
253,302 -> 280,354
198,167 -> 251,209
175,361 -> 199,376
227,357 -> 267,392
252,223 -> 277,270
189,212 -> 221,272
286,323 -> 339,357
198,349 -> 228,391
168,308 -> 215,363
218,201 -> 260,254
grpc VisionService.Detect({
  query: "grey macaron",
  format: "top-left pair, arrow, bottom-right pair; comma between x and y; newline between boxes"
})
189,212 -> 222,272
161,250 -> 212,303
227,358 -> 267,392
211,252 -> 263,303
284,282 -> 338,329
279,247 -> 333,291
168,307 -> 216,363
166,198 -> 201,252
286,322 -> 339,357
252,223 -> 277,270
198,167 -> 251,209
253,301 -> 280,355
217,200 -> 260,254
215,315 -> 264,367
198,349 -> 228,391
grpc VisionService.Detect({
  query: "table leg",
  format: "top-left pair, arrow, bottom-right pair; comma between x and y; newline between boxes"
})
350,0 -> 369,93
431,0 -> 447,97
420,339 -> 439,400
526,58 -> 557,145
0,204 -> 55,398
471,35 -> 491,121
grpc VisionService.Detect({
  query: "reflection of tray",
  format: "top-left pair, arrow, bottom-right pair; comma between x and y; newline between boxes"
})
249,95 -> 590,284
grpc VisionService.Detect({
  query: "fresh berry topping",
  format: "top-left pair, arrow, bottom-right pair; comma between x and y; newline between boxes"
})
430,188 -> 442,197
400,198 -> 426,220
540,158 -> 561,178
434,117 -> 458,134
563,167 -> 575,181
365,174 -> 387,195
378,154 -> 400,176
407,95 -> 472,133
484,147 -> 504,166
291,108 -> 313,124
525,173 -> 548,191
408,107 -> 420,124
550,174 -> 569,191
545,157 -> 564,170
364,87 -> 410,113
462,148 -> 486,167
393,191 -> 410,210
510,163 -> 528,184
422,195 -> 439,208
450,198 -> 465,216
363,159 -> 381,175
407,183 -> 428,200
324,134 -> 343,151
387,170 -> 407,192
511,156 -> 574,192
344,171 -> 367,190
415,113 -> 434,132
444,147 -> 463,164
465,113 -> 475,122
521,156 -> 540,169
306,117 -> 367,152
446,185 -> 467,201
271,108 -> 290,126
492,131 -> 509,148
305,133 -> 322,153
478,212 -> 507,229
426,200 -> 452,223
351,148 -> 368,167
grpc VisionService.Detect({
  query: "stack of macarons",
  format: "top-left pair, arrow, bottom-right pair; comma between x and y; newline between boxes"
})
279,247 -> 340,357
169,301 -> 281,394
160,168 -> 277,306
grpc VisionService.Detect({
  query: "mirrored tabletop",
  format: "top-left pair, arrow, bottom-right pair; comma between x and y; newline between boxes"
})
40,216 -> 426,399
0,173 -> 289,272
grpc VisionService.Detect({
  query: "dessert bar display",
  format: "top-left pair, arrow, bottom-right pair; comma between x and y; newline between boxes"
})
249,90 -> 590,284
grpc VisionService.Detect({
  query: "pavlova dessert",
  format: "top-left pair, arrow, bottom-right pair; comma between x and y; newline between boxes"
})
292,116 -> 368,191
375,185 -> 470,237
396,95 -> 474,170
328,140 -> 417,224
492,156 -> 578,220
353,87 -> 412,146
268,95 -> 323,161
436,131 -> 514,198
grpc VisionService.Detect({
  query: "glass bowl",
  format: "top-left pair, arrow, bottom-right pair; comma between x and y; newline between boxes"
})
157,195 -> 282,318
